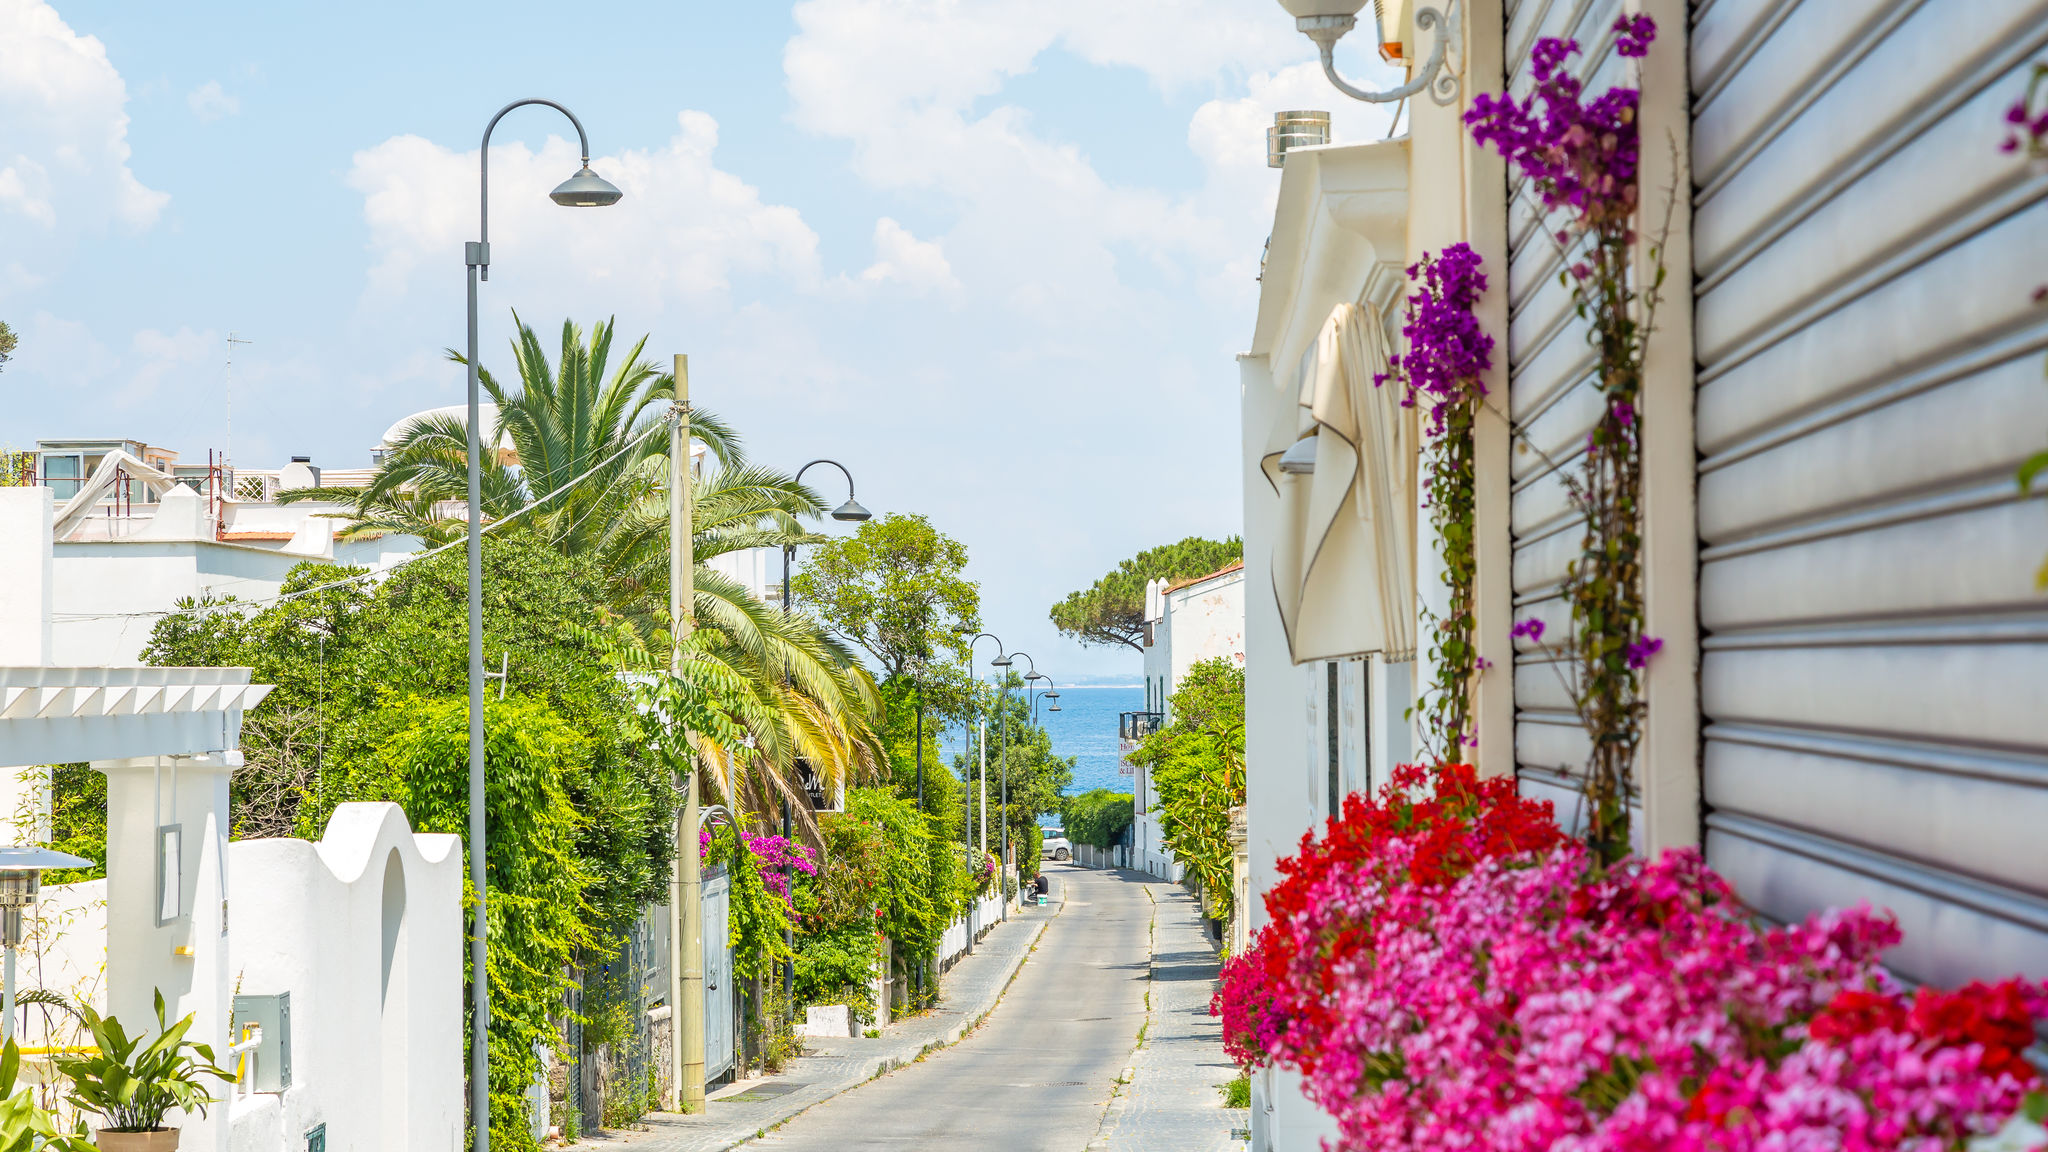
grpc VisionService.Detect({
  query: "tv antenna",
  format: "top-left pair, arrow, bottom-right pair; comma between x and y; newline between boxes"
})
226,332 -> 254,466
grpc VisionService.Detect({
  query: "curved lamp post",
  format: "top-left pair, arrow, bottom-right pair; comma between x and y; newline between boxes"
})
989,649 -> 1037,882
958,631 -> 1003,955
465,98 -> 621,1152
776,459 -> 869,1015
1279,0 -> 1462,107
1030,675 -> 1060,724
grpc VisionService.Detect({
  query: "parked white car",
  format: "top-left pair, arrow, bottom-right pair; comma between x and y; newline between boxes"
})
1040,828 -> 1072,861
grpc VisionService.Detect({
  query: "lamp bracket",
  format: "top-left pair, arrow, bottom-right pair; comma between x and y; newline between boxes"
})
1300,0 -> 1462,108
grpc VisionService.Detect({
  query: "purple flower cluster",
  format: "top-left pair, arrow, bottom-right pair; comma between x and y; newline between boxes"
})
1379,243 -> 1494,435
1465,16 -> 1656,236
2002,87 -> 2048,155
700,828 -> 818,905
1623,635 -> 1663,670
1511,618 -> 1546,644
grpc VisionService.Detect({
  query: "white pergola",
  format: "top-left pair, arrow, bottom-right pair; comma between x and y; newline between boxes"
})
0,664 -> 271,1152
0,666 -> 273,766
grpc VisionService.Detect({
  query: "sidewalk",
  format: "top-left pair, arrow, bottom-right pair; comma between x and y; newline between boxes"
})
580,893 -> 1059,1152
1090,880 -> 1249,1152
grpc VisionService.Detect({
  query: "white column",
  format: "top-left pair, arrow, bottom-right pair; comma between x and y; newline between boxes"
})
97,753 -> 235,1152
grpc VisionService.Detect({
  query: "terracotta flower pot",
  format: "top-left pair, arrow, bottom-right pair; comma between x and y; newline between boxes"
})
94,1130 -> 180,1152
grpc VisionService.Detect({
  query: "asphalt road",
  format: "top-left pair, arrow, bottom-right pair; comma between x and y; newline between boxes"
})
750,864 -> 1152,1151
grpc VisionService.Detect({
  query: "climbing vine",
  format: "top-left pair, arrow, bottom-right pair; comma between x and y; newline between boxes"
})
2004,62 -> 2048,589
1468,14 -> 1666,865
1379,244 -> 1494,761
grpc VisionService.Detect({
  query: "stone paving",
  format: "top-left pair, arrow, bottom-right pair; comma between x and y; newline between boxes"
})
575,893 -> 1058,1152
1089,880 -> 1250,1152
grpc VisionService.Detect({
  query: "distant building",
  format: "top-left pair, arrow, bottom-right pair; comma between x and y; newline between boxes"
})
1128,562 -> 1246,881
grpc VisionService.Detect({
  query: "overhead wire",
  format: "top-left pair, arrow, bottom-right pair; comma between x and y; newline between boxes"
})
51,418 -> 669,625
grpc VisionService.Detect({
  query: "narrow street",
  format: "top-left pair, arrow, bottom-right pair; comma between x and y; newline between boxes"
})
751,865 -> 1151,1151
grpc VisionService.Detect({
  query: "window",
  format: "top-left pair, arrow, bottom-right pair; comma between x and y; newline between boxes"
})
1326,662 -> 1341,819
42,454 -> 81,499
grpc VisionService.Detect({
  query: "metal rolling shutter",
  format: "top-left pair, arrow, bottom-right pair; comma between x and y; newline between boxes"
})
1692,0 -> 2048,986
1503,0 -> 1631,829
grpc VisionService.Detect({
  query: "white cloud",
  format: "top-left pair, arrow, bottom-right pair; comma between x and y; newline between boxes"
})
0,0 -> 166,232
348,110 -> 821,312
186,80 -> 238,121
125,325 -> 215,406
860,217 -> 960,295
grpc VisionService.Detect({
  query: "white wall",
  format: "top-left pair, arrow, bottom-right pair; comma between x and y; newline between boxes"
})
226,803 -> 464,1152
0,489 -> 54,665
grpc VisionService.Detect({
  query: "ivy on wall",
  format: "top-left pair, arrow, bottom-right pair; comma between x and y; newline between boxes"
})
1379,245 -> 1495,762
1468,15 -> 1668,865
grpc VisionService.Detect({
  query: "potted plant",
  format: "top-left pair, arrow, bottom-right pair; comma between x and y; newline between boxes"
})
54,991 -> 235,1151
0,1039 -> 91,1151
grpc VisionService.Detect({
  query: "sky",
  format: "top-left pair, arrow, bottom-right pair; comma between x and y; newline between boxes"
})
0,0 -> 1400,681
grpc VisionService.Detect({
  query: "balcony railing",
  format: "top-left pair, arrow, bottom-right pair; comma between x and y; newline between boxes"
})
1119,711 -> 1164,743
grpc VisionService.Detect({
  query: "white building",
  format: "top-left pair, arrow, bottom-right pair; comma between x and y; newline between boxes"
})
1239,2 -> 2047,1147
1129,563 -> 1248,880
28,425 -> 433,666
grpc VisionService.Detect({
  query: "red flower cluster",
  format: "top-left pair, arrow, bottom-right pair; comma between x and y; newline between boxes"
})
1216,763 -> 1561,1072
1811,980 -> 2046,1087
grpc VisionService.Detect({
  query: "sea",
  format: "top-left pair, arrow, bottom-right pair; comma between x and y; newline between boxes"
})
935,682 -> 1142,829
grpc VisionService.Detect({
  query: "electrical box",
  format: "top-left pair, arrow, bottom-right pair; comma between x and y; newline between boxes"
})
231,992 -> 291,1092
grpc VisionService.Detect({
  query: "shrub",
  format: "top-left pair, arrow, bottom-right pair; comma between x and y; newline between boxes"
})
1061,789 -> 1132,849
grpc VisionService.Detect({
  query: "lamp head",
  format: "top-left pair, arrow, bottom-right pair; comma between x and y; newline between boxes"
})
1048,703 -> 1062,712
1278,434 -> 1319,475
991,654 -> 1013,667
831,497 -> 872,522
1277,0 -> 1367,16
550,165 -> 624,207
1026,671 -> 1045,681
1046,689 -> 1060,699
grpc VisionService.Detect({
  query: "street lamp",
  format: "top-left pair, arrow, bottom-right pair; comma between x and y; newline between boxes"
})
1278,0 -> 1462,107
1031,676 -> 1060,724
464,98 -> 620,1152
0,846 -> 91,1043
776,458 -> 869,1013
990,650 -> 1036,884
957,630 -> 1003,954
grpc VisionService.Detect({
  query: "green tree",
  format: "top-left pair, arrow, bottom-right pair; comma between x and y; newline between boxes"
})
1049,536 -> 1243,652
330,695 -> 594,1151
1061,789 -> 1133,849
0,320 -> 15,373
1129,658 -> 1245,919
790,513 -> 980,687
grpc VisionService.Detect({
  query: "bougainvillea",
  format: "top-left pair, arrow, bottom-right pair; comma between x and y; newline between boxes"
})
700,828 -> 818,905
1467,16 -> 1666,864
1217,763 -> 2048,1151
1379,245 -> 1495,760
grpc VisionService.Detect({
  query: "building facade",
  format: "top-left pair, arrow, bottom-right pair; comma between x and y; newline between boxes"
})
1131,563 -> 1249,880
1240,2 -> 2048,1146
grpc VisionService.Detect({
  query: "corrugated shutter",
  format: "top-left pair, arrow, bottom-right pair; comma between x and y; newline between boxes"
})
1692,0 -> 2048,986
1502,0 -> 1632,831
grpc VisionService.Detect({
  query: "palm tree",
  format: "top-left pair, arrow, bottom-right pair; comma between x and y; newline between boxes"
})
305,313 -> 885,833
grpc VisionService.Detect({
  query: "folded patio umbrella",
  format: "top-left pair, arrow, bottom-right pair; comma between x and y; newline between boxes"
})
1262,301 -> 1417,664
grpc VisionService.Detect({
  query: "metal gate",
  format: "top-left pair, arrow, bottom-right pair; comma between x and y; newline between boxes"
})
702,869 -> 734,1081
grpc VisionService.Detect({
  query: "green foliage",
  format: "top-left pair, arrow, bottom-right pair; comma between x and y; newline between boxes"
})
0,320 -> 15,373
57,990 -> 235,1133
1049,536 -> 1242,652
1062,789 -> 1133,849
1414,399 -> 1480,762
326,695 -> 595,1149
704,823 -> 794,985
1222,1074 -> 1252,1108
953,677 -> 1074,871
46,765 -> 104,884
0,1040 -> 88,1150
789,513 -> 980,686
1129,659 -> 1246,919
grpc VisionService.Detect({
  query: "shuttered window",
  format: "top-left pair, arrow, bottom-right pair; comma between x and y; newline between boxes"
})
1690,0 -> 2048,987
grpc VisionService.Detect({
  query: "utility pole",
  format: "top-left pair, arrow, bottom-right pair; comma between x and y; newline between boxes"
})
670,355 -> 705,1114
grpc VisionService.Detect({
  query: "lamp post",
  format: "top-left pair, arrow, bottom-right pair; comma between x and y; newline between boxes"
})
957,631 -> 1002,952
777,460 -> 868,1015
989,650 -> 1035,886
1031,676 -> 1060,724
464,98 -> 621,1151
0,846 -> 91,1043
1277,0 -> 1463,107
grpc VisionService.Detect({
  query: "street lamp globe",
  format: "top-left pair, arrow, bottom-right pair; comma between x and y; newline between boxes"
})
549,165 -> 624,207
831,497 -> 872,522
1278,0 -> 1366,14
991,654 -> 1013,667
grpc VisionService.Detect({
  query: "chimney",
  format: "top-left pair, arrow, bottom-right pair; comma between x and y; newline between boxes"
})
1267,110 -> 1332,169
